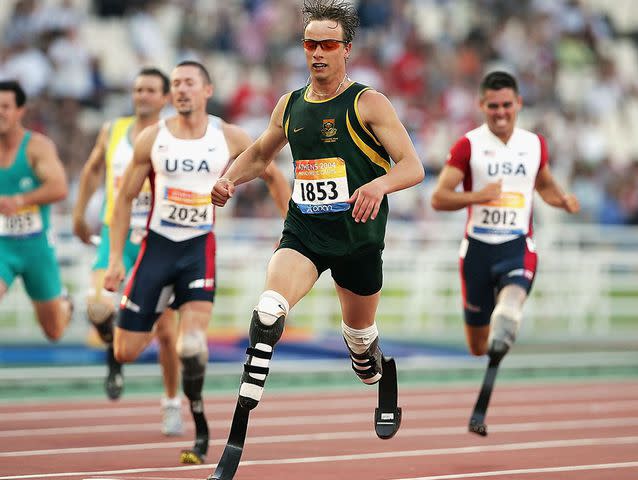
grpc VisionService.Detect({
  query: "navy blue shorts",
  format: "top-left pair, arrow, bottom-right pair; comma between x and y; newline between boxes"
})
277,230 -> 383,296
118,230 -> 216,332
459,235 -> 537,327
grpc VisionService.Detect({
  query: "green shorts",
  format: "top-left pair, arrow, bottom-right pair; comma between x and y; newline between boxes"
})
92,224 -> 143,273
277,230 -> 383,296
0,232 -> 62,301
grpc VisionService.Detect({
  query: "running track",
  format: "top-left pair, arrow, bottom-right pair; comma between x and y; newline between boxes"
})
0,380 -> 637,480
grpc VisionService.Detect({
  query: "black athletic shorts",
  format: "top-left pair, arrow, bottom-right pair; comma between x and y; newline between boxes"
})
277,230 -> 383,296
118,230 -> 216,332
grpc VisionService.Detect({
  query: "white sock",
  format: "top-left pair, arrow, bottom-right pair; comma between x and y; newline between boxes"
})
161,396 -> 181,408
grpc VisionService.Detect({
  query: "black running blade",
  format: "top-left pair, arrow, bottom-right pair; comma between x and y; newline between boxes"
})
468,358 -> 501,437
208,401 -> 250,480
375,356 -> 402,439
210,443 -> 243,480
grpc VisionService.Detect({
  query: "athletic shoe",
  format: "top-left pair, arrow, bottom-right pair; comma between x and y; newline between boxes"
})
162,402 -> 184,436
105,344 -> 123,400
105,370 -> 123,400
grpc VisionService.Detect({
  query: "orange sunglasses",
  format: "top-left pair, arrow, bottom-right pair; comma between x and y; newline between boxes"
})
302,38 -> 348,51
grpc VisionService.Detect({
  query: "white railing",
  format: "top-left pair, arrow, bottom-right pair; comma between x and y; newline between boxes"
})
1,218 -> 637,344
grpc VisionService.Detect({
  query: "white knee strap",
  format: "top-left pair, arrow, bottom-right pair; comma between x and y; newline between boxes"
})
342,321 -> 379,355
255,290 -> 289,326
177,330 -> 208,364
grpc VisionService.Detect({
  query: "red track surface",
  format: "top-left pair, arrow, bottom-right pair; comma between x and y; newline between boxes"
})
1,380 -> 637,480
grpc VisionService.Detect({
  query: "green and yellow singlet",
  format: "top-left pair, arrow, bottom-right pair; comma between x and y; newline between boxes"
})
102,116 -> 152,228
282,82 -> 391,257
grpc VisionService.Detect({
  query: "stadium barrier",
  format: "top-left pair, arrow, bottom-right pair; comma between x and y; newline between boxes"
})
0,218 -> 637,344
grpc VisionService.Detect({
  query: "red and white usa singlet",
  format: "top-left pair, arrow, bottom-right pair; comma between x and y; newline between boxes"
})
446,124 -> 548,244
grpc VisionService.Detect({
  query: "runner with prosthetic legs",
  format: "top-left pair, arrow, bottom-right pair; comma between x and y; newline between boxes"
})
104,61 -> 290,465
209,2 -> 424,477
432,71 -> 580,436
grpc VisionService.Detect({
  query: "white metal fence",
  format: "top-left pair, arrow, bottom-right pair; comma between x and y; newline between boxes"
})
1,218 -> 637,344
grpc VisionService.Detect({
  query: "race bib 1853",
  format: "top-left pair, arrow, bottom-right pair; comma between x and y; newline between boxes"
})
292,157 -> 350,214
159,187 -> 212,230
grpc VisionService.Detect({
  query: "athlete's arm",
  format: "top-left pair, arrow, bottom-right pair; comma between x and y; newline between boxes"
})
431,166 -> 502,211
72,123 -> 109,244
211,94 -> 290,207
535,165 -> 580,213
104,125 -> 156,292
351,90 -> 425,222
0,134 -> 68,217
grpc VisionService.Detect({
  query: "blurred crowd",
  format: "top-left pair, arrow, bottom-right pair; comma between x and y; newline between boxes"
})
1,0 -> 638,225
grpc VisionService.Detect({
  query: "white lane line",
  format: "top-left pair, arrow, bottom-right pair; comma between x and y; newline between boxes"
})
2,399 -> 636,438
389,461 -> 638,479
1,416 -> 638,458
82,462 -> 638,480
1,435 -> 637,479
1,385 -> 636,422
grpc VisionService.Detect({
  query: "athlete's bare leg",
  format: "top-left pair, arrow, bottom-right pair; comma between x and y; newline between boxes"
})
154,308 -> 182,435
464,324 -> 490,356
155,309 -> 180,398
113,326 -> 154,363
335,284 -> 380,329
32,297 -> 72,342
263,248 -> 318,307
0,280 -> 71,342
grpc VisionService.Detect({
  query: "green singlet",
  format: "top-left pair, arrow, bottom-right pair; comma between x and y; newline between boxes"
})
282,82 -> 392,257
0,131 -> 62,300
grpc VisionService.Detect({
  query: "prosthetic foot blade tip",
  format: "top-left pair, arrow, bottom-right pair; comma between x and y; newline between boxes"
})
468,418 -> 487,436
375,406 -> 402,439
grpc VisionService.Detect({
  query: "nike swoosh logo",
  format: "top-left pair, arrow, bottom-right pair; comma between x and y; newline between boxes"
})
293,127 -> 304,133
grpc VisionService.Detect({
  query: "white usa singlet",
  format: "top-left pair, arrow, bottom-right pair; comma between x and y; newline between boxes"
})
148,115 -> 230,242
446,124 -> 548,244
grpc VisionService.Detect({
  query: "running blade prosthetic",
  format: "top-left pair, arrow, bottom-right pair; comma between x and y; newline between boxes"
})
208,400 -> 250,479
375,356 -> 402,439
468,356 -> 501,436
